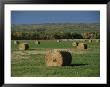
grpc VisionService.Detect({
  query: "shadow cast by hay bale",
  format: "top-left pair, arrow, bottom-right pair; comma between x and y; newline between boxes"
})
69,64 -> 88,66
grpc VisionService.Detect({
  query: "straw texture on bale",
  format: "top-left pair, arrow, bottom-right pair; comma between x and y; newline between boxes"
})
35,41 -> 40,44
18,43 -> 29,50
77,43 -> 87,49
72,42 -> 79,46
14,41 -> 19,45
45,49 -> 72,66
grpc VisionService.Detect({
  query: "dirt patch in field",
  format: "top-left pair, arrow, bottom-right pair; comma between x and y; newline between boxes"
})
11,53 -> 30,59
11,50 -> 46,59
71,48 -> 89,54
11,48 -> 88,59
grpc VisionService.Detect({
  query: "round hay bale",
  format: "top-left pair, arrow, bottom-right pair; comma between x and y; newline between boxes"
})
88,40 -> 92,43
45,49 -> 72,66
84,40 -> 87,42
72,42 -> 79,47
14,41 -> 19,45
57,40 -> 60,42
77,43 -> 87,49
35,41 -> 40,44
18,43 -> 29,50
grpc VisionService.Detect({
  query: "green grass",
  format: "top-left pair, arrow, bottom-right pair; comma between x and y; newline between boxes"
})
11,40 -> 100,77
11,40 -> 73,50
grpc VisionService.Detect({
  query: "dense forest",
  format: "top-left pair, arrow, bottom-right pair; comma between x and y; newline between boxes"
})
11,23 -> 100,40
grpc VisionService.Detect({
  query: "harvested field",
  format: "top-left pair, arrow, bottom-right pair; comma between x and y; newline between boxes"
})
11,40 -> 100,77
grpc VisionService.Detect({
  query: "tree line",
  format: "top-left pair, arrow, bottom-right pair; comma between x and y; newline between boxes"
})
11,31 -> 100,40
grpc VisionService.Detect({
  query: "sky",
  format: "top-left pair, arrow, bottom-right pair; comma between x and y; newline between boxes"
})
11,11 -> 100,24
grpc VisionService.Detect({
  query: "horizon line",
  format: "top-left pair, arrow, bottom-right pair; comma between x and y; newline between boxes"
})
12,22 -> 100,25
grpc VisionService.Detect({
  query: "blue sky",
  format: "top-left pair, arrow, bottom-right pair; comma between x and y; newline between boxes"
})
11,11 -> 100,24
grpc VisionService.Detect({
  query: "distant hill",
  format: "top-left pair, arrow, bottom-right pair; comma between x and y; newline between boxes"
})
11,23 -> 100,33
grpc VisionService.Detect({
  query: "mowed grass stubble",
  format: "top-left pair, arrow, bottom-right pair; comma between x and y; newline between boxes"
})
11,40 -> 100,77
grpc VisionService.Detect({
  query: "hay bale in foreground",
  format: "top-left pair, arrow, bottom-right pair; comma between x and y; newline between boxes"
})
72,42 -> 79,47
18,43 -> 29,50
77,43 -> 87,49
45,49 -> 72,66
35,41 -> 40,44
14,41 -> 19,45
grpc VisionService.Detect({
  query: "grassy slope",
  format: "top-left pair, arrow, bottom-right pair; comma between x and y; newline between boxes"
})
12,40 -> 72,50
11,23 -> 100,33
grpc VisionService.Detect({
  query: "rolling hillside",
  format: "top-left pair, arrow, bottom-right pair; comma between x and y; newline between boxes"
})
11,23 -> 100,33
